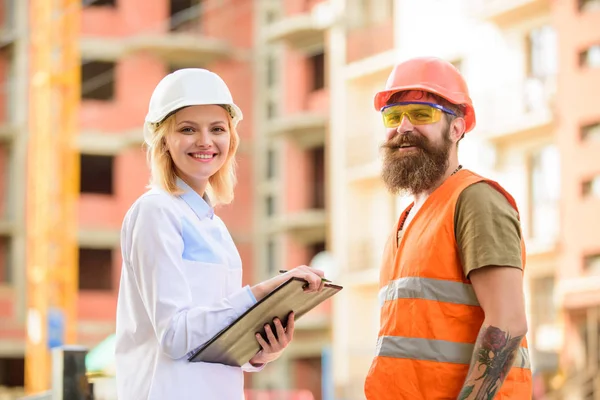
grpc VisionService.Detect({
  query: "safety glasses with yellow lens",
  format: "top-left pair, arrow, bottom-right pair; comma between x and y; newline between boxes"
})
380,101 -> 457,128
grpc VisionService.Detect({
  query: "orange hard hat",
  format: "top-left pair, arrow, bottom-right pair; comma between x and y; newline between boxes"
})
374,57 -> 476,133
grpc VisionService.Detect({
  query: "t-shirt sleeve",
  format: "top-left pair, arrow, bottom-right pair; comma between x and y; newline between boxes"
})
454,182 -> 523,277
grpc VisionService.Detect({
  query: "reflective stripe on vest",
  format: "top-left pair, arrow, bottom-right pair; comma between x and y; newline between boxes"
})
378,276 -> 479,308
377,276 -> 530,370
375,336 -> 531,369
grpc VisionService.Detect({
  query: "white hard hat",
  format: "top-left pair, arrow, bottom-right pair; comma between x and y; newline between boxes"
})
143,68 -> 243,145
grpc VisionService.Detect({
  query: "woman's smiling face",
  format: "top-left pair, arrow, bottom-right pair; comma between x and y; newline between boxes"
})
164,105 -> 231,193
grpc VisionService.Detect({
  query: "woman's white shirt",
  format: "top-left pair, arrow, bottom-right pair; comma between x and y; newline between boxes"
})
116,179 -> 260,400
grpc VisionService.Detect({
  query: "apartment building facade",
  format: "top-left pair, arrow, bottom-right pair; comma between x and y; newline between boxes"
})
471,0 -> 600,397
252,1 -> 332,398
553,0 -> 600,397
328,0 -> 397,397
469,0 -> 561,392
328,0 -> 573,398
0,0 -> 28,392
0,0 -> 257,394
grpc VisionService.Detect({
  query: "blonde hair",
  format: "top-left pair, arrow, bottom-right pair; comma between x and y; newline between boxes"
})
144,106 -> 239,206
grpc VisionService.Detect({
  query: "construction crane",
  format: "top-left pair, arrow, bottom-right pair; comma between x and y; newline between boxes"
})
25,0 -> 81,393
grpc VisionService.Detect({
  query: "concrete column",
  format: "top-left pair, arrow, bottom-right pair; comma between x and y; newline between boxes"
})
327,0 -> 349,396
11,0 -> 29,325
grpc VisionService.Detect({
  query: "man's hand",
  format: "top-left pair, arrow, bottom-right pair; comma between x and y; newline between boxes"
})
457,266 -> 528,399
249,312 -> 295,366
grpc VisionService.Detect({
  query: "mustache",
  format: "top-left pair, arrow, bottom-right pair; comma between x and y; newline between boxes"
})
382,133 -> 426,150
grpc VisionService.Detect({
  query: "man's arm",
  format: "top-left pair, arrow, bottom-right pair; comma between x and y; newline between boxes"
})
454,183 -> 527,399
457,266 -> 528,400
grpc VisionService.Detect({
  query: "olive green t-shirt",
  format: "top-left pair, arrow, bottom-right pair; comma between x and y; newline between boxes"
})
454,182 -> 523,277
396,182 -> 523,277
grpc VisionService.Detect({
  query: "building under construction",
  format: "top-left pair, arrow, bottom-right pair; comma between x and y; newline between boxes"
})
328,0 -> 600,399
0,0 -> 331,398
1,0 -> 599,399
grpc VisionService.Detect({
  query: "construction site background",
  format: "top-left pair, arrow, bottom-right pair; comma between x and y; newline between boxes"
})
0,0 -> 598,399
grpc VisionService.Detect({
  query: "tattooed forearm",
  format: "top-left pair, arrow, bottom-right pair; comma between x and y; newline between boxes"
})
457,325 -> 524,400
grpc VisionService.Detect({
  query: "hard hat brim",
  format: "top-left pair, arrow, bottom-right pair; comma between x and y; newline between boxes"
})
145,99 -> 243,127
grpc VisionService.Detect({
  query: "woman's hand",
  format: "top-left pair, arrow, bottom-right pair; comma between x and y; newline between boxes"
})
283,266 -> 326,293
249,312 -> 295,366
250,265 -> 326,301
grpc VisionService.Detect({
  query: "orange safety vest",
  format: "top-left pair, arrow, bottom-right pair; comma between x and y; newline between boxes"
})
364,170 -> 532,399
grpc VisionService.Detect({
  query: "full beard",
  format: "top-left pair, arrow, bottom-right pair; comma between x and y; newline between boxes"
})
380,127 -> 452,195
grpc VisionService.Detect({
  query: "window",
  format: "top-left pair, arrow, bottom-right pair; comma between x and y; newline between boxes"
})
81,61 -> 115,101
584,254 -> 600,273
266,100 -> 277,120
0,143 -> 9,217
530,276 -> 556,326
0,236 -> 11,284
266,148 -> 276,179
169,63 -> 204,74
573,307 -> 600,370
529,145 -> 560,242
451,58 -> 464,73
582,175 -> 600,198
265,195 -> 275,216
311,146 -> 325,209
347,0 -> 392,29
266,240 -> 276,274
579,0 -> 600,12
309,52 -> 325,91
265,9 -> 278,24
0,47 -> 17,119
371,0 -> 394,23
169,0 -> 200,32
80,154 -> 114,195
580,45 -> 600,68
84,0 -> 116,6
310,242 -> 326,263
266,55 -> 277,88
78,248 -> 113,290
582,122 -> 600,142
0,357 -> 24,387
347,0 -> 369,28
0,0 -> 15,34
293,357 -> 322,398
526,25 -> 557,79
170,0 -> 196,16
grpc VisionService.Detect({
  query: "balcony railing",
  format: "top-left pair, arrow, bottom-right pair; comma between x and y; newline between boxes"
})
474,76 -> 556,139
265,113 -> 327,148
345,18 -> 394,64
471,0 -> 551,25
81,3 -> 237,65
270,209 -> 327,244
263,2 -> 332,51
127,4 -> 233,66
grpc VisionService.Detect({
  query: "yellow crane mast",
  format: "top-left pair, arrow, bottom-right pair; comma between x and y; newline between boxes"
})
25,0 -> 80,393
